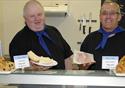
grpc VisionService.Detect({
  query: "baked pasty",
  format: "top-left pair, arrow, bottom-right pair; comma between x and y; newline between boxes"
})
116,56 -> 125,73
27,51 -> 55,64
27,51 -> 40,62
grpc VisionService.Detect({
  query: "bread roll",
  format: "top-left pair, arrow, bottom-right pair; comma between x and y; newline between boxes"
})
27,51 -> 40,62
27,51 -> 54,64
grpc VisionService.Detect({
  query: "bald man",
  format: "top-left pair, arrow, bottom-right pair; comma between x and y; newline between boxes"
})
9,0 -> 73,88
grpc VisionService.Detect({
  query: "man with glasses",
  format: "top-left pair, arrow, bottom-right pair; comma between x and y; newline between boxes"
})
80,1 -> 125,72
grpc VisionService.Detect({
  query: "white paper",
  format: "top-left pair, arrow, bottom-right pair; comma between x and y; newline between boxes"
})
14,55 -> 30,69
102,56 -> 119,69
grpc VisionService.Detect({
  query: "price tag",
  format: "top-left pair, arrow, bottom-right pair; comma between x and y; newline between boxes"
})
14,55 -> 30,69
102,56 -> 119,69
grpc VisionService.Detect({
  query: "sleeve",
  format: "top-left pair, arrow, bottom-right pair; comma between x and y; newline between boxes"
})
52,27 -> 73,59
9,32 -> 30,61
80,35 -> 91,53
61,35 -> 73,59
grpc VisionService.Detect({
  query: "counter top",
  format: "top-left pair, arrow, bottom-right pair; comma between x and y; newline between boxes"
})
0,70 -> 125,87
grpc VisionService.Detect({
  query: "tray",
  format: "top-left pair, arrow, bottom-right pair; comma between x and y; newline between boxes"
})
0,69 -> 16,74
113,70 -> 125,76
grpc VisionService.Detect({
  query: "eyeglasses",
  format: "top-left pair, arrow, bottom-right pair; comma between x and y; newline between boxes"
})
100,11 -> 120,16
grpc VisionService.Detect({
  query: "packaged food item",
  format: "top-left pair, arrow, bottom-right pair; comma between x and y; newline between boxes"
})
73,50 -> 95,64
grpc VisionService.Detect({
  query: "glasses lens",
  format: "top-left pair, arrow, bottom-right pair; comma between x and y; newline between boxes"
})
101,11 -> 119,16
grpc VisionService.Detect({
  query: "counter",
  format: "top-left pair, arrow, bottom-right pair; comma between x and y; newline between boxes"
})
0,70 -> 125,87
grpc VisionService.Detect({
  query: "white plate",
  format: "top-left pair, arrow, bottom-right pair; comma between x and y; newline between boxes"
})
113,70 -> 125,76
0,69 -> 16,74
31,60 -> 58,67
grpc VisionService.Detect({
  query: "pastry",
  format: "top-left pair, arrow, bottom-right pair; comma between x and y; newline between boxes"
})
27,51 -> 40,62
39,57 -> 54,64
0,57 -> 15,71
27,51 -> 55,65
116,56 -> 125,73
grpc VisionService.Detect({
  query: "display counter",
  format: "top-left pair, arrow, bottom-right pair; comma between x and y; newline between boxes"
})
0,70 -> 125,87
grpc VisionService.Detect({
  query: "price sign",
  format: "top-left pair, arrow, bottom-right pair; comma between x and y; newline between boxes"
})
14,55 -> 30,69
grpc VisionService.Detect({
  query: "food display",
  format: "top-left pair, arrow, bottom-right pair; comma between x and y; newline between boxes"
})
27,51 -> 57,66
116,56 -> 125,73
0,57 -> 15,71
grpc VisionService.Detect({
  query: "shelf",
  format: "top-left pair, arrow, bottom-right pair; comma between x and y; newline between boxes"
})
0,70 -> 125,87
44,4 -> 68,17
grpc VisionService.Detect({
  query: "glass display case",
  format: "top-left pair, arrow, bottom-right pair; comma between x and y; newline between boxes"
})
0,70 -> 125,88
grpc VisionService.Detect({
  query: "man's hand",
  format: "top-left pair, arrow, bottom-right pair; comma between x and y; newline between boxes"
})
79,62 -> 95,70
